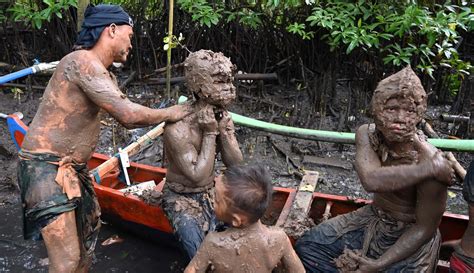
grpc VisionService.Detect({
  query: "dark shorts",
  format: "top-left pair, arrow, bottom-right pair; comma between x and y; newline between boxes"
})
161,185 -> 221,261
295,205 -> 440,273
17,151 -> 100,257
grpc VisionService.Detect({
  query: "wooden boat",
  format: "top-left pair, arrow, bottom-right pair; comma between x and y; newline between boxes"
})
5,114 -> 468,272
5,114 -> 296,233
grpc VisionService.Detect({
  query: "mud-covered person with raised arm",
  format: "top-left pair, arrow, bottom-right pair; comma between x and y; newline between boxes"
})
161,50 -> 243,260
17,4 -> 191,273
443,161 -> 474,272
295,66 -> 455,273
184,164 -> 305,273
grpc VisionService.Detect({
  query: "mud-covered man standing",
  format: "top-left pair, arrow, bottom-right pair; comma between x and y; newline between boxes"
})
296,66 -> 455,272
18,4 -> 190,272
162,50 -> 243,260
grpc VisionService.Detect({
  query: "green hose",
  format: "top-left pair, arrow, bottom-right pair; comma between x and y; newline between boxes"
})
178,96 -> 474,151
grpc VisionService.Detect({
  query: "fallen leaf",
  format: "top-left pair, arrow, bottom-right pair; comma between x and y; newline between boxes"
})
448,191 -> 456,198
101,234 -> 124,246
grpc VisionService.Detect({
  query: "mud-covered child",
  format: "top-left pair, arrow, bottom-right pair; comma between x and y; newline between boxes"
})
184,165 -> 305,273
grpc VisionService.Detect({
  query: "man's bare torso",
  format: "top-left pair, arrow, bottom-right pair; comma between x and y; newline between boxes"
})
22,51 -> 105,163
373,161 -> 418,221
361,125 -> 443,222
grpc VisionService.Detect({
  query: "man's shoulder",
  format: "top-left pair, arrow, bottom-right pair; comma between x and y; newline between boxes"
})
356,123 -> 371,135
355,124 -> 373,147
266,226 -> 290,243
62,50 -> 91,62
60,50 -> 103,71
164,116 -> 195,135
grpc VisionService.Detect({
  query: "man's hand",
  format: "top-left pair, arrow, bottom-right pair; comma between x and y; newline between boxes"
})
217,111 -> 234,134
198,105 -> 218,134
346,251 -> 383,273
164,104 -> 193,123
430,151 -> 455,186
414,136 -> 455,186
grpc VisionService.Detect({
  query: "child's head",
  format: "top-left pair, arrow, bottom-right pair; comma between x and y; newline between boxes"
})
214,164 -> 272,227
184,49 -> 236,108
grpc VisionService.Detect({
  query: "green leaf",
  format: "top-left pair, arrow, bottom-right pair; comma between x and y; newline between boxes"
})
346,40 -> 358,54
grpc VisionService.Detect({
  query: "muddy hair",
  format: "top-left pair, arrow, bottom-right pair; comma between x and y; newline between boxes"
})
222,164 -> 273,224
370,65 -> 427,119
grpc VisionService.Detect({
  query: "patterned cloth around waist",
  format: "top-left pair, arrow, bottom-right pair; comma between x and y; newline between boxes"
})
17,150 -> 100,258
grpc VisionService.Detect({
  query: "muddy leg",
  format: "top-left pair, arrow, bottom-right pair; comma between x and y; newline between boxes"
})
41,210 -> 82,273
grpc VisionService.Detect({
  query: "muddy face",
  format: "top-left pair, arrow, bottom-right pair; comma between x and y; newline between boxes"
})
184,50 -> 236,107
371,66 -> 426,143
375,97 -> 420,142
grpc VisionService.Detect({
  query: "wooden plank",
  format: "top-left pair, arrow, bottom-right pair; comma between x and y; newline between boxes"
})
303,155 -> 352,170
281,171 -> 319,238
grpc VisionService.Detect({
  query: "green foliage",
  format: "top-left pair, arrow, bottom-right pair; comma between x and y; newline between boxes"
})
178,0 -> 223,28
287,22 -> 314,39
300,1 -> 473,94
8,0 -> 77,29
172,0 -> 472,95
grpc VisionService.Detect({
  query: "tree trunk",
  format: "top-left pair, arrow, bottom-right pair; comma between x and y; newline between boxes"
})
77,0 -> 90,32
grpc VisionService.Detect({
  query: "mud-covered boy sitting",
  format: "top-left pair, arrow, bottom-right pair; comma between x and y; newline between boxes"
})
184,164 -> 305,273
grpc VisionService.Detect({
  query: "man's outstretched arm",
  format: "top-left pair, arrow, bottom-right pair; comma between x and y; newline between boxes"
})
72,56 -> 191,128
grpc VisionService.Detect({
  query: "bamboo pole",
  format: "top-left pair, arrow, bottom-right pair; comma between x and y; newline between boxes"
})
77,0 -> 90,32
166,0 -> 174,99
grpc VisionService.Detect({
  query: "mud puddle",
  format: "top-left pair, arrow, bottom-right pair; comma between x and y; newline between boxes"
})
0,198 -> 186,272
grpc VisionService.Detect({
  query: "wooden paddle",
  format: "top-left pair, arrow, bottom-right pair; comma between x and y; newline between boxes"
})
90,122 -> 165,183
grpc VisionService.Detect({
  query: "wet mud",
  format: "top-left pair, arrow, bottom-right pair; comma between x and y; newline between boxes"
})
139,189 -> 163,206
0,199 -> 187,272
184,50 -> 236,107
282,214 -> 315,239
334,248 -> 362,272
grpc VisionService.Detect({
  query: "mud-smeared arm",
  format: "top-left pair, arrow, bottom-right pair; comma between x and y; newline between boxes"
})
355,125 -> 449,192
372,181 -> 446,270
217,111 -> 243,167
280,234 -> 306,273
73,60 -> 190,128
164,130 -> 217,183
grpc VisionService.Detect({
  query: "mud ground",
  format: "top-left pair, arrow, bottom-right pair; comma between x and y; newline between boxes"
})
0,77 -> 472,271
